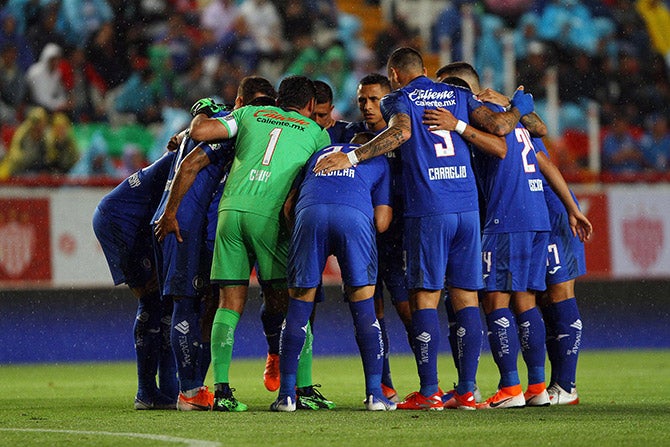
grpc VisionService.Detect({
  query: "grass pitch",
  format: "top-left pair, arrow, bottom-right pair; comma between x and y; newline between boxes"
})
1,350 -> 668,446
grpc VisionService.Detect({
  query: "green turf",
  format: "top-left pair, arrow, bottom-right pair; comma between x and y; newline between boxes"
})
1,350 -> 669,446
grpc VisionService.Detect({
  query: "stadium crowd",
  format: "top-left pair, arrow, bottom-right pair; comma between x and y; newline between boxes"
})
0,0 -> 669,180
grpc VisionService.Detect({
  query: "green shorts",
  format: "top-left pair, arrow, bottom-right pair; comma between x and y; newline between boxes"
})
211,210 -> 289,285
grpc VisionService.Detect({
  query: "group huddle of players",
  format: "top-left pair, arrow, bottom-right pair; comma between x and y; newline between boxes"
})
93,47 -> 591,412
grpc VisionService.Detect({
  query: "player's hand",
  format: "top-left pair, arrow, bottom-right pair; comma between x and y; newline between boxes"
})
190,97 -> 224,118
154,213 -> 183,243
167,132 -> 183,152
313,151 -> 351,174
510,86 -> 534,117
569,210 -> 593,242
476,88 -> 511,108
423,107 -> 458,131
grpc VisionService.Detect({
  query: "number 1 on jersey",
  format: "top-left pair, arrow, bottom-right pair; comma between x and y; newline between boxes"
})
262,128 -> 282,166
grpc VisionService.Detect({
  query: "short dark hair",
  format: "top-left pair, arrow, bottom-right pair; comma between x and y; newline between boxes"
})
350,131 -> 376,145
359,73 -> 391,93
436,61 -> 480,87
277,75 -> 316,109
440,76 -> 471,90
314,80 -> 334,105
239,76 -> 276,103
387,47 -> 423,73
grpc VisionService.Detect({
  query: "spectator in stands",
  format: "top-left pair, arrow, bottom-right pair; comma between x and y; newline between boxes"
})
430,1 -> 462,60
0,43 -> 26,124
537,0 -> 598,55
238,0 -> 287,64
45,112 -> 80,174
200,0 -> 239,44
57,0 -> 113,47
0,106 -> 49,179
514,12 -> 540,60
25,3 -> 68,62
602,115 -> 647,174
118,143 -> 147,178
483,0 -> 533,26
280,0 -> 313,47
113,61 -> 162,125
85,22 -> 131,91
61,46 -> 107,122
636,0 -> 670,69
0,8 -> 34,72
517,40 -> 549,101
639,114 -> 670,172
26,43 -> 71,114
69,128 -> 117,177
475,14 -> 505,91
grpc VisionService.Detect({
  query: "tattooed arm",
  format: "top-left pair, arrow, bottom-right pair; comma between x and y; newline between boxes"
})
313,113 -> 411,173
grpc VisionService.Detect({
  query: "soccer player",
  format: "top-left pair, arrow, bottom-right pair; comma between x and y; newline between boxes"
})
151,100 -> 234,411
313,79 -> 350,143
535,136 -> 585,405
92,149 -> 178,410
346,73 -> 409,402
476,85 -> 591,406
272,131 -> 394,411
314,48 -> 521,410
188,75 -> 331,412
433,63 -> 592,409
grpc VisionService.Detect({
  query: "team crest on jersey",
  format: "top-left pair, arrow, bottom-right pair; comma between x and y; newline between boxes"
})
210,143 -> 221,151
128,172 -> 141,188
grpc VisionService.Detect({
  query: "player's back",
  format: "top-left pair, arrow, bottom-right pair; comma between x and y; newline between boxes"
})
219,105 -> 331,219
381,76 -> 478,217
473,104 -> 550,233
98,150 -> 176,222
296,143 -> 391,220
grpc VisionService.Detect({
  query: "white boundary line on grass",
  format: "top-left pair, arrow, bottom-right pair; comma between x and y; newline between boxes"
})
0,428 -> 221,446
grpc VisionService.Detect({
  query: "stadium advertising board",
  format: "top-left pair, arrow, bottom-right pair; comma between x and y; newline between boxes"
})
0,185 -> 669,288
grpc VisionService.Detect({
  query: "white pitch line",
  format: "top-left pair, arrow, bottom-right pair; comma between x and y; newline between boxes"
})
0,428 -> 221,447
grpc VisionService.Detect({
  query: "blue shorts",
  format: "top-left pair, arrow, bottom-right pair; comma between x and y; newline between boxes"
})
546,210 -> 586,285
92,206 -> 154,288
288,204 -> 377,289
482,231 -> 549,292
154,225 -> 212,298
374,215 -> 408,304
404,211 -> 483,291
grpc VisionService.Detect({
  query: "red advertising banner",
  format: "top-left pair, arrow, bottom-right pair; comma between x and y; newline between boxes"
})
0,198 -> 52,282
574,192 -> 611,278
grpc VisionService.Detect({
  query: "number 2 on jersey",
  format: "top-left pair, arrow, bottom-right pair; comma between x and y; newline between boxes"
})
430,129 -> 456,157
262,128 -> 282,166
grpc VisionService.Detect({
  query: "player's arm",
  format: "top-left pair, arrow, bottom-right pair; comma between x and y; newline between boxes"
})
423,107 -> 507,158
283,187 -> 299,232
477,88 -> 548,137
167,129 -> 188,152
188,97 -> 233,142
536,151 -> 593,242
374,205 -> 393,233
154,146 -> 212,243
313,113 -> 411,173
469,86 -> 536,136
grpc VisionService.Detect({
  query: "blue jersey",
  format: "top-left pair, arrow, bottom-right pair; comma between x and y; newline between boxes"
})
152,130 -> 234,231
381,76 -> 481,217
295,143 -> 392,220
93,151 -> 176,286
98,151 -> 175,223
532,137 -> 579,216
473,104 -> 550,233
327,120 -> 353,143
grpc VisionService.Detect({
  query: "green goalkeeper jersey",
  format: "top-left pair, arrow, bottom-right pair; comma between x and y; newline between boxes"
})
215,105 -> 331,219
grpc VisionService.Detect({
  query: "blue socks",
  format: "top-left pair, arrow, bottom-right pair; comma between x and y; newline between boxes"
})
171,297 -> 203,392
379,317 -> 394,390
486,308 -> 520,388
134,291 -> 161,400
412,308 -> 440,397
349,298 -> 383,397
278,298 -> 313,399
454,306 -> 482,396
548,298 -> 582,391
158,297 -> 178,400
517,307 -> 546,386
